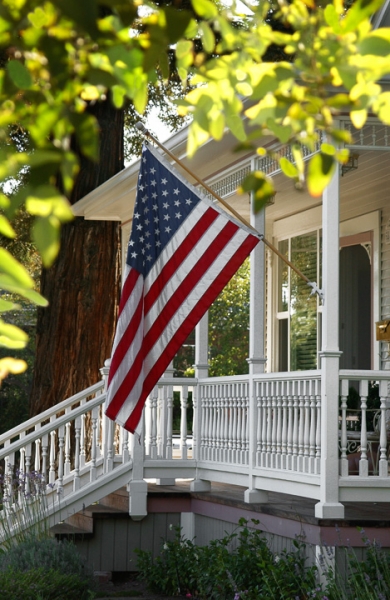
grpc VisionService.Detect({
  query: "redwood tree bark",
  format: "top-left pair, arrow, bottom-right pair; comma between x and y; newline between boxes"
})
30,101 -> 123,416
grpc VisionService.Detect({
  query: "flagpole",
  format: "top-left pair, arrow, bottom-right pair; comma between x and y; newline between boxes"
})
135,122 -> 257,233
135,123 -> 323,301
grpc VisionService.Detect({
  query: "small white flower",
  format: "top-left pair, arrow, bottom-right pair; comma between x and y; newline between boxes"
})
163,543 -> 169,550
169,523 -> 173,530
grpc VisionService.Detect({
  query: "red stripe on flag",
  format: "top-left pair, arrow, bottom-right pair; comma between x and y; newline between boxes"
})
144,207 -> 218,313
107,220 -> 239,424
142,219 -> 239,361
124,233 -> 258,432
117,268 -> 140,318
107,290 -> 144,389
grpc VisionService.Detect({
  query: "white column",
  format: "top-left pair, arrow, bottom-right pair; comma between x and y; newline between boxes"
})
245,190 -> 268,504
195,313 -> 209,378
315,164 -> 344,519
191,313 -> 211,492
247,202 -> 267,376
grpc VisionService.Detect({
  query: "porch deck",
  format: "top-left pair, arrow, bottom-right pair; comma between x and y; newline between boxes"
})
146,480 -> 390,547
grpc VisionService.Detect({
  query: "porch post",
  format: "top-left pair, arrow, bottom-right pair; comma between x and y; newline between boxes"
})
315,163 -> 344,519
191,313 -> 211,492
245,189 -> 268,503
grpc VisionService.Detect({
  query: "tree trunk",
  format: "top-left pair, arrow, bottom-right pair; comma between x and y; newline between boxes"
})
30,101 -> 123,416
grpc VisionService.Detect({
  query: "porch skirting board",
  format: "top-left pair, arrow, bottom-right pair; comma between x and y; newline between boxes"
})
65,480 -> 390,574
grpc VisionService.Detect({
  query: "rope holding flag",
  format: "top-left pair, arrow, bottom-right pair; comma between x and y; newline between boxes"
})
105,143 -> 260,433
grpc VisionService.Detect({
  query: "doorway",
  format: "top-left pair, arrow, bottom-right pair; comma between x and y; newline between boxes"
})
339,233 -> 372,370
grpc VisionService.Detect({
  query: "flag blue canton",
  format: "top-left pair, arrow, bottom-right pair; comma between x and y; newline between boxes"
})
127,144 -> 202,276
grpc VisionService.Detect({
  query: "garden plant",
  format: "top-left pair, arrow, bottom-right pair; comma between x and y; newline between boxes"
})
136,520 -> 390,599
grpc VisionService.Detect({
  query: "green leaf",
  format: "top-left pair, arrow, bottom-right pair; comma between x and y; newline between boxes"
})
0,298 -> 18,312
239,172 -> 275,213
52,0 -> 99,38
33,216 -> 61,268
6,60 -> 33,90
0,248 -> 34,288
0,321 -> 28,344
359,30 -> 390,57
265,121 -> 292,144
162,7 -> 193,44
69,113 -> 99,161
350,108 -> 367,129
6,287 -> 49,307
176,39 -> 193,60
342,0 -> 385,33
0,357 -> 27,379
112,84 -> 126,108
209,112 -> 225,140
279,157 -> 298,179
0,215 -> 15,238
191,0 -> 218,18
199,22 -> 215,54
307,153 -> 336,198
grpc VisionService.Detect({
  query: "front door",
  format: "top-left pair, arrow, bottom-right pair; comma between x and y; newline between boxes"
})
339,233 -> 372,370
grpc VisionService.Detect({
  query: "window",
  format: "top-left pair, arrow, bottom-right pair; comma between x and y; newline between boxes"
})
277,231 -> 321,371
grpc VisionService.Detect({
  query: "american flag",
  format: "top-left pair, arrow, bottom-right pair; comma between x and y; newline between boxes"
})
105,143 -> 260,433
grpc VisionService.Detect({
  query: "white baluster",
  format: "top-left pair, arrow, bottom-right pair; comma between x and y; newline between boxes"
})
309,381 -> 317,474
166,386 -> 173,460
359,380 -> 369,477
266,385 -> 273,468
122,428 -> 130,463
260,382 -> 268,466
64,420 -> 71,477
180,386 -> 189,460
256,385 -> 262,467
49,430 -> 56,486
90,405 -> 99,482
80,412 -> 86,468
287,382 -> 293,470
74,416 -> 81,491
315,379 -> 322,474
150,387 -> 158,460
276,382 -> 282,469
25,443 -> 32,496
271,383 -> 277,468
292,380 -> 299,471
202,393 -> 209,461
303,381 -> 311,473
57,425 -> 65,493
340,379 -> 349,477
105,416 -> 115,472
34,439 -> 41,474
281,381 -> 288,469
41,433 -> 49,484
378,380 -> 388,477
298,382 -> 305,472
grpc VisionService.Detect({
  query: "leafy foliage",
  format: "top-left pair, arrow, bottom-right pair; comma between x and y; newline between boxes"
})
0,567 -> 94,600
209,258 -> 250,376
136,520 -> 321,599
176,0 -> 390,205
1,0 -> 390,380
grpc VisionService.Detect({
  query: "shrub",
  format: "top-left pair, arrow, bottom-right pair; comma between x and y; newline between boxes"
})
136,519 -> 322,599
0,537 -> 96,599
0,567 -> 95,600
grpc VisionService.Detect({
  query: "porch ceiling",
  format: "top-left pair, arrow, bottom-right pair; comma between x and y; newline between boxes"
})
72,130 -> 390,232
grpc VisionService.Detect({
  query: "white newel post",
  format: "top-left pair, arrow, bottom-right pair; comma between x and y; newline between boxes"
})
245,190 -> 268,503
191,312 -> 211,492
315,163 -> 344,519
128,414 -> 147,520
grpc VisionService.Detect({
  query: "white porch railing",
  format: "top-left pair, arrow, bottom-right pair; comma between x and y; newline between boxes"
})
1,367 -> 390,538
339,370 -> 390,488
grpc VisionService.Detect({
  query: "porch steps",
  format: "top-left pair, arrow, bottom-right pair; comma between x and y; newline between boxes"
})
50,487 -> 130,536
